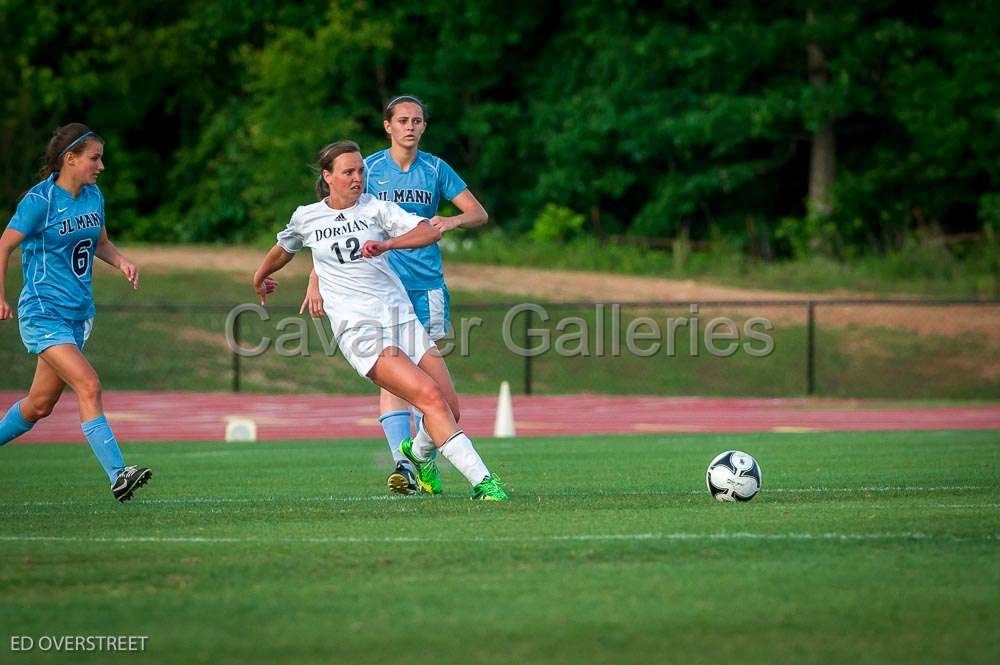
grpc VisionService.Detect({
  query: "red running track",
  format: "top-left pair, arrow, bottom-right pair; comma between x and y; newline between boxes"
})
2,391 -> 999,444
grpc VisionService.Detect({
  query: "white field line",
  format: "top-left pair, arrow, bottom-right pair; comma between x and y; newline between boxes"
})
0,532 -> 995,546
7,484 -> 988,508
8,487 -> 990,508
747,485 -> 985,494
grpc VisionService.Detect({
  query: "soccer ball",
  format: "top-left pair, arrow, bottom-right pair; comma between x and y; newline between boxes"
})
706,450 -> 762,502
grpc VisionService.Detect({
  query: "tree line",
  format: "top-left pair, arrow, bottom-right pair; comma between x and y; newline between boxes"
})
2,0 -> 997,259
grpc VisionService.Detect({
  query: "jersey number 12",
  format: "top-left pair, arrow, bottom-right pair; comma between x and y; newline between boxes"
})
332,237 -> 361,264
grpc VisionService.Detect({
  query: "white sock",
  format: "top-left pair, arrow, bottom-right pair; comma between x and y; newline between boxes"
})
413,407 -> 424,434
440,431 -> 490,486
412,420 -> 437,461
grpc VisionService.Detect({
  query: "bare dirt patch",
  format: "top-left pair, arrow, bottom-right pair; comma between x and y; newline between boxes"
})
444,263 -> 835,302
120,246 -> 313,276
174,326 -> 231,351
444,265 -> 1000,343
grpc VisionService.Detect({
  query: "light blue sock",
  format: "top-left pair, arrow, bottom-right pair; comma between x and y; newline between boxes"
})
413,408 -> 424,437
81,415 -> 126,483
379,410 -> 411,465
0,401 -> 34,446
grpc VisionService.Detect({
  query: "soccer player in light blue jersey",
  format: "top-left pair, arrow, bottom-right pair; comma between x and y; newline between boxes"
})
301,96 -> 488,495
0,123 -> 151,502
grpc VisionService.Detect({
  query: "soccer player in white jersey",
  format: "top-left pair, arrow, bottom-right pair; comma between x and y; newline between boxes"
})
301,96 -> 489,495
0,123 -> 151,502
254,141 -> 506,501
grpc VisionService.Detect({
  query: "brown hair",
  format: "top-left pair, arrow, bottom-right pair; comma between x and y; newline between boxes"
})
39,123 -> 104,179
315,140 -> 361,200
383,95 -> 427,122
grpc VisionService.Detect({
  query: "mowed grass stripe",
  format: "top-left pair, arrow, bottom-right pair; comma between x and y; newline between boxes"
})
11,484 -> 991,507
2,531 -> 997,545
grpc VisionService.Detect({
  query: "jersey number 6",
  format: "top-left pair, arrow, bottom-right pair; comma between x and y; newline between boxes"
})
332,237 -> 362,264
72,239 -> 93,278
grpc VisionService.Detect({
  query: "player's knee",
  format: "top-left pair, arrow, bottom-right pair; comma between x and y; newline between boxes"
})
75,375 -> 102,403
22,397 -> 56,420
415,384 -> 448,417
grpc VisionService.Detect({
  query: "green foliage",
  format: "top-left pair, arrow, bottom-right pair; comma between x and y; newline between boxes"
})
529,204 -> 585,242
774,215 -> 842,259
0,1 -> 998,255
979,193 -> 1000,233
449,229 -> 678,276
171,2 -> 392,242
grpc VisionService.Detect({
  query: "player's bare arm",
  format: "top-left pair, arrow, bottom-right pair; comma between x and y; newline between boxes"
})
362,220 -> 442,258
95,228 -> 139,289
0,227 -> 26,320
300,270 -> 324,318
429,189 -> 488,233
252,245 -> 292,304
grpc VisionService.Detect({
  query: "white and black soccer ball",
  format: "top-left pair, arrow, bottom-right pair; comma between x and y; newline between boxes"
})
706,450 -> 762,502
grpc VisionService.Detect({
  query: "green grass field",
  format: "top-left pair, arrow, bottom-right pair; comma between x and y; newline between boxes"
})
1,430 -> 998,664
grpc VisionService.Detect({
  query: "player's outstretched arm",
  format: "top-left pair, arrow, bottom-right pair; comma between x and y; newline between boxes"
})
362,221 -> 441,258
253,245 -> 295,305
429,189 -> 488,233
95,228 -> 139,289
0,228 -> 26,320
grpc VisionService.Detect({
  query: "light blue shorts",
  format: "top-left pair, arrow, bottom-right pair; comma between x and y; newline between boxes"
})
19,314 -> 93,355
406,286 -> 450,341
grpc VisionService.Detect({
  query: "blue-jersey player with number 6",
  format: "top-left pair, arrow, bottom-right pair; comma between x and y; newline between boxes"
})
0,123 -> 151,502
301,96 -> 489,495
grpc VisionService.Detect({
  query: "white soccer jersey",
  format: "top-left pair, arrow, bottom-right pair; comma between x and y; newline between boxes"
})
276,193 -> 424,331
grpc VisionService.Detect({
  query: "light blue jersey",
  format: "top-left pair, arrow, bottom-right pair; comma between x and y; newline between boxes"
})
364,149 -> 467,290
6,173 -> 104,320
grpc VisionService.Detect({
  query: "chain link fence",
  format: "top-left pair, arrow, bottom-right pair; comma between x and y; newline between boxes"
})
0,300 -> 997,399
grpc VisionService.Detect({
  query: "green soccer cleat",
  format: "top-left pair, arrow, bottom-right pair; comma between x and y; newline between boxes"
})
398,438 -> 442,495
471,475 -> 508,501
